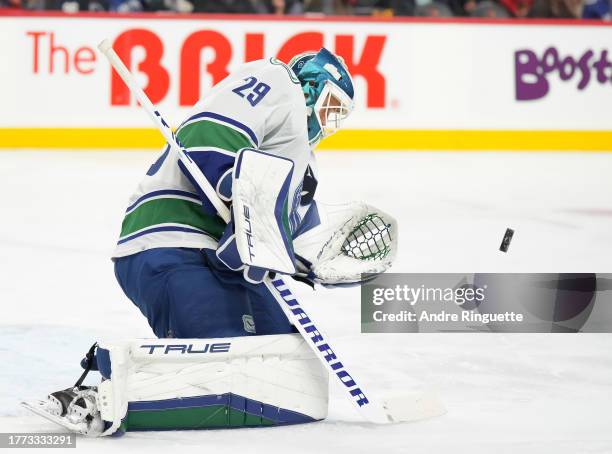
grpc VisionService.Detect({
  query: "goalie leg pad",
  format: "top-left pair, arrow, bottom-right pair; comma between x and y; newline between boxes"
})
94,334 -> 328,434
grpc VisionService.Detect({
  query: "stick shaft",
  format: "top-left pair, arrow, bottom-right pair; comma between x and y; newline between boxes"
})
264,278 -> 389,423
98,39 -> 389,424
97,39 -> 230,223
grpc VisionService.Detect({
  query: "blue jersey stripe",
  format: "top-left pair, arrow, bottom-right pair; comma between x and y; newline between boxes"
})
126,190 -> 201,213
117,225 -> 209,245
181,111 -> 259,147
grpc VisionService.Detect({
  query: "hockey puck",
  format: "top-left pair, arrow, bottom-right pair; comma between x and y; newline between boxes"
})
499,228 -> 514,253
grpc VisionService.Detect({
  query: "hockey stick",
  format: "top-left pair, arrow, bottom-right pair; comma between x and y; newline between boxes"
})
98,39 -> 445,425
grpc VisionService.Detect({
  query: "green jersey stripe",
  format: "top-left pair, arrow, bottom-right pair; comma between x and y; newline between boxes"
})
177,119 -> 253,152
120,197 -> 225,240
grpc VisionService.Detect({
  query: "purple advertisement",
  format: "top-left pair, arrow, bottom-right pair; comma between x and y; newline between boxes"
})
515,47 -> 612,100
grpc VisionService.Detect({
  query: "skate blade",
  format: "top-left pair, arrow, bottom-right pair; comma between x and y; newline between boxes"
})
21,400 -> 88,435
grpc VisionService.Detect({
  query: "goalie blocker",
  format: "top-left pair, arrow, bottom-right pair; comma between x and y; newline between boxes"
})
22,334 -> 329,436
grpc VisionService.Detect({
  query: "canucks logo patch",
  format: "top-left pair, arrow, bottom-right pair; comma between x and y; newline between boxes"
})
270,57 -> 300,84
242,314 -> 256,333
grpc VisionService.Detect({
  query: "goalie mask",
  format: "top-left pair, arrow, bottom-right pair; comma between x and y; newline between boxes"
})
289,48 -> 355,148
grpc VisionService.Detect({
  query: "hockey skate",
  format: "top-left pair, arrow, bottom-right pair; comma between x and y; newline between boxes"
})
22,344 -> 105,436
22,387 -> 105,436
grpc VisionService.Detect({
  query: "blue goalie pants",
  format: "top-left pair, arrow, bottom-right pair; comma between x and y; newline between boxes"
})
114,247 -> 294,338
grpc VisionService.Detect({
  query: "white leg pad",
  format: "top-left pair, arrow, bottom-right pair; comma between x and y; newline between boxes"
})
95,334 -> 329,434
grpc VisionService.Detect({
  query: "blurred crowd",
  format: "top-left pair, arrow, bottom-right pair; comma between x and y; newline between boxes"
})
0,0 -> 609,19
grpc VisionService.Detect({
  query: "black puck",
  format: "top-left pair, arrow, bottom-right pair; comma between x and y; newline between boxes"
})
499,228 -> 514,253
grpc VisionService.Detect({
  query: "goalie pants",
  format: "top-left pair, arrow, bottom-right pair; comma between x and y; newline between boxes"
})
113,247 -> 294,338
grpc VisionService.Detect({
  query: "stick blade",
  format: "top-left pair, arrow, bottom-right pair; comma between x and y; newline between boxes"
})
381,391 -> 447,423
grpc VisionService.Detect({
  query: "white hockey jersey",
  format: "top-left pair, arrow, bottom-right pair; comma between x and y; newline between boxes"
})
112,58 -> 317,258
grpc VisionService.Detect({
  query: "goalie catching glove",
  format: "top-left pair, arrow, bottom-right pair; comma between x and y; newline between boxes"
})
292,201 -> 397,286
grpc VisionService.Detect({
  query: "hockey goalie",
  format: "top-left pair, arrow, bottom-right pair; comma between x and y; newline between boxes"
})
23,48 -> 398,436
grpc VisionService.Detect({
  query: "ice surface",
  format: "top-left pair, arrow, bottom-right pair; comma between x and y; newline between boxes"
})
1,150 -> 611,453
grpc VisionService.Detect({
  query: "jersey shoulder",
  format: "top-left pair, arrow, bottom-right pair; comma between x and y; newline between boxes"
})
239,58 -> 303,106
267,57 -> 301,86
176,58 -> 306,152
